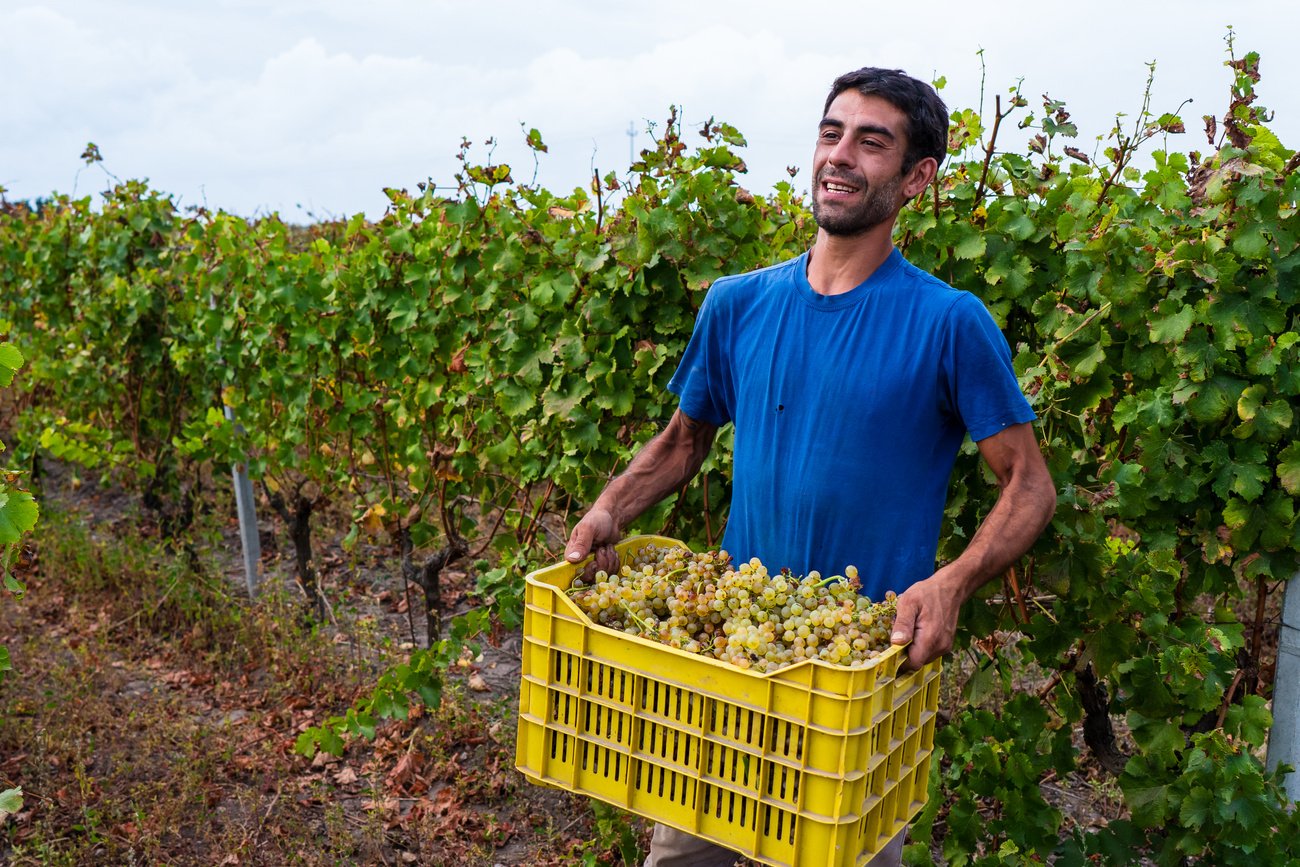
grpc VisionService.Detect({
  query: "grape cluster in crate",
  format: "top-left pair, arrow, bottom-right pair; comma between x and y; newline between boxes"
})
568,542 -> 897,673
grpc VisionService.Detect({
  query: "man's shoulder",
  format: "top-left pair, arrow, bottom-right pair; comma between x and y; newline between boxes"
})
888,256 -> 1012,348
890,252 -> 987,314
709,253 -> 806,301
892,252 -> 960,295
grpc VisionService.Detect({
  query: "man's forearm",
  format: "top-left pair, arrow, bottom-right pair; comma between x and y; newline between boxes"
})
591,410 -> 718,531
943,467 -> 1057,602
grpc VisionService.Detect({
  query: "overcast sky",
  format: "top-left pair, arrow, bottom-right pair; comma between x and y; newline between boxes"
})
3,1 -> 1296,221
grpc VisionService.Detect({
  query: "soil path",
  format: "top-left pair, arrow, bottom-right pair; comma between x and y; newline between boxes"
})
0,465 -> 621,866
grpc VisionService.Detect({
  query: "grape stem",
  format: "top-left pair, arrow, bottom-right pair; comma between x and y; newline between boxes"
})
619,600 -> 653,634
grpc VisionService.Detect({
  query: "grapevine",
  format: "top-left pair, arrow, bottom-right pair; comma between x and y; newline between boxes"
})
568,542 -> 897,672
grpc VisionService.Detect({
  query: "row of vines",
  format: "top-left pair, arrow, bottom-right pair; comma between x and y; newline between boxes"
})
2,48 -> 1298,864
0,327 -> 37,823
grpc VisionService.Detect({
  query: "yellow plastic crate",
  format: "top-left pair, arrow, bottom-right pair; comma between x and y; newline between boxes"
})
515,536 -> 942,867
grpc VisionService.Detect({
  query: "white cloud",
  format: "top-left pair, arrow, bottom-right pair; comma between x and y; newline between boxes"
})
3,1 -> 1297,218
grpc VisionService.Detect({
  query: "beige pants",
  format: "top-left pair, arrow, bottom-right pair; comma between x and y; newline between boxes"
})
642,823 -> 907,867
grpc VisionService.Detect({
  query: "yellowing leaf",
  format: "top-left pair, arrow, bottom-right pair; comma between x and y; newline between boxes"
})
1277,443 -> 1300,496
359,503 -> 387,536
1237,384 -> 1266,421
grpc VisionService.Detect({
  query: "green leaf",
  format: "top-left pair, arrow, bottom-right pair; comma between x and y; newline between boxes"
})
316,727 -> 344,756
542,377 -> 592,417
964,660 -> 997,706
1004,212 -> 1037,242
1149,303 -> 1195,344
496,380 -> 536,418
952,226 -> 986,260
575,245 -> 609,272
1186,378 -> 1241,425
0,787 -> 21,816
1223,792 -> 1269,830
1135,718 -> 1187,762
0,491 -> 38,544
1212,443 -> 1272,503
1227,462 -> 1270,502
350,711 -> 377,740
1177,785 -> 1216,829
293,730 -> 320,757
373,688 -> 409,720
1125,780 -> 1172,825
1231,223 -> 1270,259
482,434 -> 518,466
1224,695 -> 1272,747
525,127 -> 548,153
0,343 -> 23,371
415,675 -> 443,709
1255,399 -> 1293,441
1062,341 -> 1106,378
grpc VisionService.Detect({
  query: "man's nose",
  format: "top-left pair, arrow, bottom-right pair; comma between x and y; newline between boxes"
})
826,137 -> 854,167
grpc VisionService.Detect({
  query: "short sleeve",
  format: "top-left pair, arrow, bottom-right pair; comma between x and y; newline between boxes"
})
667,285 -> 733,427
942,293 -> 1036,442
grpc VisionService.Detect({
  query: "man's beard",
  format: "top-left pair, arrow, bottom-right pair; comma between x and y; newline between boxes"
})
811,168 -> 903,236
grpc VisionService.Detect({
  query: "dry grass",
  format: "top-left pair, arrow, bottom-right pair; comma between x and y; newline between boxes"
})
0,492 -> 626,866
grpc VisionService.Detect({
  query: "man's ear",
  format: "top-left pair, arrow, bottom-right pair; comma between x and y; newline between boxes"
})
902,156 -> 939,200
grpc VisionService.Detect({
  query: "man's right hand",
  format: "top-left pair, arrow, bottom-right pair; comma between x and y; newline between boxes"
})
566,507 -> 621,579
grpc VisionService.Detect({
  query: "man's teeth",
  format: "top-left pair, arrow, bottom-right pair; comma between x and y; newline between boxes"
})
826,183 -> 855,193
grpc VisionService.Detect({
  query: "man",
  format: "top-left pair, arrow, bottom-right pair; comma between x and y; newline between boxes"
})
564,67 -> 1057,867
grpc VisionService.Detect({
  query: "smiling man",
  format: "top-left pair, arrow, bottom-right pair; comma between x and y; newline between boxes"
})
565,67 -> 1057,867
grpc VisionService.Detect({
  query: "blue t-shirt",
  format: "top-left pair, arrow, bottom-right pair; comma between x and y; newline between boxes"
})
667,248 -> 1035,600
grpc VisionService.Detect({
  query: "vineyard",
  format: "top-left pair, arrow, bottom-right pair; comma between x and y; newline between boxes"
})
1,46 -> 1299,865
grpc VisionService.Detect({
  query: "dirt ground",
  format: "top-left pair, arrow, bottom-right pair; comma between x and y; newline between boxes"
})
0,464 -> 637,866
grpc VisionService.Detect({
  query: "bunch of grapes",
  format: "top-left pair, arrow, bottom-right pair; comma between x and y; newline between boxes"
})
567,543 -> 897,673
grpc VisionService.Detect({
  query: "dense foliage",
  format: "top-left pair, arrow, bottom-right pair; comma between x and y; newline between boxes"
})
2,49 -> 1298,863
0,299 -> 38,820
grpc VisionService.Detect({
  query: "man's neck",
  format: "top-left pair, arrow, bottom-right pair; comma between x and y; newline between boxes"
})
805,225 -> 896,296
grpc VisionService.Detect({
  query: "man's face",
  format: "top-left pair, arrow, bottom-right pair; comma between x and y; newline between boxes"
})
811,91 -> 911,237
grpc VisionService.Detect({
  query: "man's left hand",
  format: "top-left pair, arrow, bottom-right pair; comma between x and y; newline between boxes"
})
890,567 -> 965,671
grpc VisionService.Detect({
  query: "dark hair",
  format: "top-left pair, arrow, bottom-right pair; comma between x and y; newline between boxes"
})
824,68 -> 949,173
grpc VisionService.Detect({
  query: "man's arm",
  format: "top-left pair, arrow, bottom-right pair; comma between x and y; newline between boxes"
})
565,409 -> 718,575
890,421 -> 1056,670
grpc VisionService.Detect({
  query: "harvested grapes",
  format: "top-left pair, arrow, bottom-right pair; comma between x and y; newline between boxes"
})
567,542 -> 896,673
